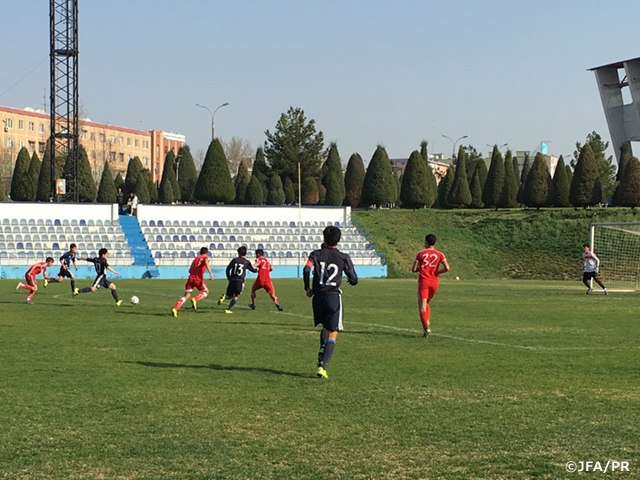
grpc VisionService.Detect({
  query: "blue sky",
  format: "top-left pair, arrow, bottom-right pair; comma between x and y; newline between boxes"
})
2,0 -> 639,165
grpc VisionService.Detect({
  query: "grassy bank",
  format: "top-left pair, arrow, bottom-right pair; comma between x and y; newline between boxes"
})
354,207 -> 640,279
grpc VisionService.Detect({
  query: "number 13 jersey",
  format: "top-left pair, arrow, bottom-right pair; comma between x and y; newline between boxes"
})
304,246 -> 358,295
415,248 -> 446,284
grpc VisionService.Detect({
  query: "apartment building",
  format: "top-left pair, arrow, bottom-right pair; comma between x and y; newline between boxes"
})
0,105 -> 184,184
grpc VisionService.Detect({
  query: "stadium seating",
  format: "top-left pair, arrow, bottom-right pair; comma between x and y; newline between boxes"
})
0,217 -> 132,266
142,218 -> 382,266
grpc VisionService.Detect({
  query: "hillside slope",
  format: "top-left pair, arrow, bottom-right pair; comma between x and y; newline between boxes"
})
355,208 -> 640,280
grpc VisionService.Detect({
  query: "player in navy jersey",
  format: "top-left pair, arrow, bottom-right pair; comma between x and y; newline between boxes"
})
43,243 -> 78,294
77,248 -> 122,305
218,246 -> 256,313
303,225 -> 358,379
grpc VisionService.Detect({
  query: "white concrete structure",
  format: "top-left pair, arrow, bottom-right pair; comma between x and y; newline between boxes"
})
590,57 -> 640,164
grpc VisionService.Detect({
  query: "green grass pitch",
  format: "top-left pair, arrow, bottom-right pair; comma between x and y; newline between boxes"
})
1,278 -> 638,479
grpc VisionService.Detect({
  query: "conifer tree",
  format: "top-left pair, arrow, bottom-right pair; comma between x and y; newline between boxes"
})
482,146 -> 505,208
301,176 -> 319,205
469,163 -> 484,208
36,141 -> 53,201
0,175 -> 6,201
424,160 -> 438,208
612,156 -> 640,207
194,139 -> 235,204
245,175 -> 264,205
476,158 -> 488,189
28,152 -> 41,200
146,170 -> 158,204
419,140 -> 429,167
438,165 -> 455,209
266,173 -> 286,205
176,145 -> 198,202
134,171 -> 150,203
114,172 -> 125,191
124,156 -> 144,197
400,150 -> 431,208
283,176 -> 295,204
522,153 -> 553,208
234,160 -> 250,205
252,147 -> 270,202
570,143 -> 602,207
447,145 -> 472,208
512,155 -> 521,188
322,142 -> 345,206
10,147 -> 32,201
566,165 -> 573,185
499,150 -> 519,208
61,145 -> 97,202
97,161 -> 117,203
361,146 -> 397,208
617,141 -> 631,181
344,153 -> 365,207
162,150 -> 179,203
552,156 -> 571,207
517,153 -> 531,204
158,172 -> 174,204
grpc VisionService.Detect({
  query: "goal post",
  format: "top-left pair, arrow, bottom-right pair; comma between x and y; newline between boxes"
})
590,222 -> 640,291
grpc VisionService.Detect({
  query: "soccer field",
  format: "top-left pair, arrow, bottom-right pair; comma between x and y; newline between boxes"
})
1,278 -> 638,479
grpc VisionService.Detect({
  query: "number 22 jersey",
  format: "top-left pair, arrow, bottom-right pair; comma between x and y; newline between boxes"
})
415,248 -> 446,284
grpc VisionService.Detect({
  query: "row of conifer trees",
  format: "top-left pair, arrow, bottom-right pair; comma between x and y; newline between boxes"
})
3,137 -> 640,208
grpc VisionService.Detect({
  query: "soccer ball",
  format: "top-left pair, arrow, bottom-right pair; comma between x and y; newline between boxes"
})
130,296 -> 140,305
455,276 -> 460,280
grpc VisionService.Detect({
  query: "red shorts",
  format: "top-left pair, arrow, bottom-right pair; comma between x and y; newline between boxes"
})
418,281 -> 439,301
185,275 -> 207,293
25,273 -> 37,288
252,280 -> 275,296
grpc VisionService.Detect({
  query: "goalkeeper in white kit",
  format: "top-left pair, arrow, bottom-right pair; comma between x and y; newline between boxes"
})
582,243 -> 608,295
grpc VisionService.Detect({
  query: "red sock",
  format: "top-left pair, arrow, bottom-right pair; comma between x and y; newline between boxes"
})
420,304 -> 431,329
250,291 -> 256,305
27,292 -> 35,301
194,291 -> 207,302
174,297 -> 186,311
272,295 -> 279,305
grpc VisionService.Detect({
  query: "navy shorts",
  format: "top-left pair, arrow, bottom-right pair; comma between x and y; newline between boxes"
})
92,274 -> 112,289
583,271 -> 598,282
312,294 -> 343,332
58,268 -> 74,279
226,280 -> 244,298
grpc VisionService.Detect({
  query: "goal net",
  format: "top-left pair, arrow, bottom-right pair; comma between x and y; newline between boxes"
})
590,222 -> 640,291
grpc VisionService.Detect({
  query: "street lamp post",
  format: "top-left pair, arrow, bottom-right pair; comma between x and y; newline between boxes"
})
442,134 -> 468,162
196,102 -> 229,141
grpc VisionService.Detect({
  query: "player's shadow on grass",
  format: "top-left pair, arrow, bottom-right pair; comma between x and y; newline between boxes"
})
220,320 -> 309,330
345,329 -> 417,339
115,310 -> 173,318
127,360 -> 312,378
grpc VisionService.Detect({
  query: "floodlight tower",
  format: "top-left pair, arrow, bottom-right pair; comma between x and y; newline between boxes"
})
50,0 -> 79,201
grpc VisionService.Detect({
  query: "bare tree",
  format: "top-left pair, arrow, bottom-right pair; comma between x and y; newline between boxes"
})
194,148 -> 206,172
220,136 -> 254,176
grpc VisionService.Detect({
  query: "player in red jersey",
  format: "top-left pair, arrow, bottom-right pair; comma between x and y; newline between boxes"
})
16,257 -> 55,303
248,249 -> 283,311
411,234 -> 450,337
172,247 -> 214,317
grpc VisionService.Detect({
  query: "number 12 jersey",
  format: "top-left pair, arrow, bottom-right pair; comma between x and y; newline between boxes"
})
304,246 -> 358,295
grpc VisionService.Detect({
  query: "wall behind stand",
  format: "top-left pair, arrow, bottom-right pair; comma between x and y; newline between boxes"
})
137,204 -> 351,225
0,203 -> 119,222
0,264 -> 387,280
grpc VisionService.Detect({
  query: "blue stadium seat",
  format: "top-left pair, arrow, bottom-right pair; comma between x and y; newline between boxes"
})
172,235 -> 179,242
189,235 -> 196,242
217,243 -> 224,250
180,251 -> 187,258
157,220 -> 163,227
155,251 -> 162,258
213,221 -> 219,227
149,220 -> 156,227
156,235 -> 162,242
188,251 -> 196,258
243,221 -> 250,227
209,243 -> 216,250
181,235 -> 188,242
229,235 -> 236,242
217,228 -> 224,234
290,222 -> 296,228
286,251 -> 293,258
16,242 -> 24,250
